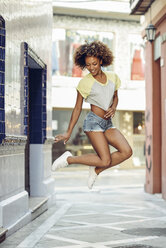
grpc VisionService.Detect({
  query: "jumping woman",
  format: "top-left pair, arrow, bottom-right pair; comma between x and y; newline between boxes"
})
52,41 -> 132,189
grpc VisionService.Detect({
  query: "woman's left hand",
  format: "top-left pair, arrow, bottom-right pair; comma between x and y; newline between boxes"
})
54,132 -> 71,144
104,106 -> 116,119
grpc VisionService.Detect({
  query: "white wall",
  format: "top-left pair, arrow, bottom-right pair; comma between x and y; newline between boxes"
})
0,0 -> 54,230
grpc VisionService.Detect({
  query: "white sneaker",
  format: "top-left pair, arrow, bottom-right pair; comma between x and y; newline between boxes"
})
88,166 -> 98,189
52,151 -> 72,171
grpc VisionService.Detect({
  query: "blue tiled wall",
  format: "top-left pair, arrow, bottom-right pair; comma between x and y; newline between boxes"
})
23,42 -> 47,144
42,68 -> 47,143
0,1 -> 52,138
0,16 -> 5,144
0,0 -> 53,221
23,42 -> 28,136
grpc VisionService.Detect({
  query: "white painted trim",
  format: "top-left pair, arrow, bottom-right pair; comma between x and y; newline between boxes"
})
29,144 -> 55,198
0,191 -> 29,228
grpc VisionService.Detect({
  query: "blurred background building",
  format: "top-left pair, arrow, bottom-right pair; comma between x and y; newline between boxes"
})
0,0 -> 55,239
130,0 -> 166,200
52,0 -> 146,169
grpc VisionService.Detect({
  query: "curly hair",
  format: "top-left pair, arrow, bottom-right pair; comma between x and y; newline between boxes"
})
73,41 -> 114,69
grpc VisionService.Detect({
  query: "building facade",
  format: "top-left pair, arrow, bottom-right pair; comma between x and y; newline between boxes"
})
52,10 -> 146,169
0,0 -> 55,238
130,0 -> 166,199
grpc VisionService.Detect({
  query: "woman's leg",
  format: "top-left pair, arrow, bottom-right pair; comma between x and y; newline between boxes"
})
67,131 -> 112,168
95,128 -> 132,174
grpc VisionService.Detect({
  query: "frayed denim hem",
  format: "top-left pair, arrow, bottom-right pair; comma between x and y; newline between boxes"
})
83,129 -> 103,132
83,126 -> 116,133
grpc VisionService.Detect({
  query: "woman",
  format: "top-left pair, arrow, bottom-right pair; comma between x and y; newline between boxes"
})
52,41 -> 132,189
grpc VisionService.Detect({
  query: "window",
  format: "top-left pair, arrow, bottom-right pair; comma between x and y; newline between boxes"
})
52,29 -> 114,77
129,34 -> 145,81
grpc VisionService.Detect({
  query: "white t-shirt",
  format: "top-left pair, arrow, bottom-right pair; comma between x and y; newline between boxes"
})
76,71 -> 121,111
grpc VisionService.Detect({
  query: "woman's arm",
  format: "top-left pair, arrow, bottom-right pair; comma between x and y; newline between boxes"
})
104,90 -> 118,119
55,91 -> 83,144
66,91 -> 83,137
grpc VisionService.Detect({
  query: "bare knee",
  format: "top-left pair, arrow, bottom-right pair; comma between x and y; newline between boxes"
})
101,157 -> 111,167
123,147 -> 133,160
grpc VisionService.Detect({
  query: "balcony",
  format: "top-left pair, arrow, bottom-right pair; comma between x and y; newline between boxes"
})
130,0 -> 155,15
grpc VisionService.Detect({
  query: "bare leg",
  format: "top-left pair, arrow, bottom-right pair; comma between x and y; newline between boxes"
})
67,128 -> 132,172
95,128 -> 132,174
67,131 -> 112,168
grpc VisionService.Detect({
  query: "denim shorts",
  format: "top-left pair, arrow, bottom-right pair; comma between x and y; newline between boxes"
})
83,111 -> 115,132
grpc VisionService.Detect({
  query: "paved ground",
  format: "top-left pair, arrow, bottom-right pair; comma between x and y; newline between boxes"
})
1,167 -> 166,248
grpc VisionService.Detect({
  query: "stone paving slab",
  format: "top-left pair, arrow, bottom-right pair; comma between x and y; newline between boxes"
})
1,169 -> 166,248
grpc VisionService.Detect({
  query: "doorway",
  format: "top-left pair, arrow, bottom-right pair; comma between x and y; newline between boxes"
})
25,55 -> 46,195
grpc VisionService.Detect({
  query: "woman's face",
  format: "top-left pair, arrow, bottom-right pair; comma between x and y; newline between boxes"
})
85,56 -> 102,76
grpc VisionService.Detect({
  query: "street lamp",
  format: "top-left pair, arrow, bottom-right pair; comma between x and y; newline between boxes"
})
145,23 -> 156,42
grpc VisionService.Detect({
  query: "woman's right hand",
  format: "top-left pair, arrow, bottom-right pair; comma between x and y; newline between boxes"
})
54,132 -> 71,144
